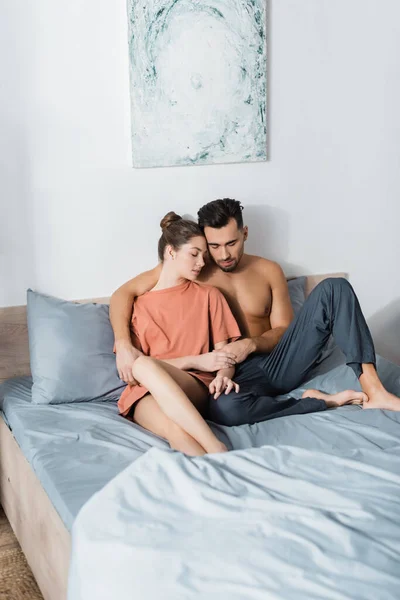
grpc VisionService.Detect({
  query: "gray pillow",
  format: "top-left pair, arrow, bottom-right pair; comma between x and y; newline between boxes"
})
287,276 -> 306,316
27,289 -> 126,404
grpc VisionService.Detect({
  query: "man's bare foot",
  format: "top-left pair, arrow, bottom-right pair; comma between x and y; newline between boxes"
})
362,390 -> 400,411
302,389 -> 367,408
358,364 -> 400,411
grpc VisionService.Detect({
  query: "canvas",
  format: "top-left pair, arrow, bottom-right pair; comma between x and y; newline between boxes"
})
127,0 -> 267,168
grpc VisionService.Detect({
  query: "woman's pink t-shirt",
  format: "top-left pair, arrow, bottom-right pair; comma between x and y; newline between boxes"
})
118,281 -> 241,415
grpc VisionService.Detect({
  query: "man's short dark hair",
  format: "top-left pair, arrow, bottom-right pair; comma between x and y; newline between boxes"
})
197,198 -> 244,230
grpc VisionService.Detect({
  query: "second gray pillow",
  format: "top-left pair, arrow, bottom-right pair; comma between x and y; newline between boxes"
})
27,289 -> 126,404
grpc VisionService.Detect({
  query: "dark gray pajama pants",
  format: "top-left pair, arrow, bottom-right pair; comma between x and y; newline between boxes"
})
208,278 -> 376,426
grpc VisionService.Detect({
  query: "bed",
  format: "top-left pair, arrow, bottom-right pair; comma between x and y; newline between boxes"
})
0,273 -> 399,600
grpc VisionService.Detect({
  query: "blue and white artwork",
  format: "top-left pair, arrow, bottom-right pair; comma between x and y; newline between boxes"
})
127,0 -> 267,168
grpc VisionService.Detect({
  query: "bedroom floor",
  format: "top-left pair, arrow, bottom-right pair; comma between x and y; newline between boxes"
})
0,506 -> 43,600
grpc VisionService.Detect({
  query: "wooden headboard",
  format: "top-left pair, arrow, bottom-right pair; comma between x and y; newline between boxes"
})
0,273 -> 346,384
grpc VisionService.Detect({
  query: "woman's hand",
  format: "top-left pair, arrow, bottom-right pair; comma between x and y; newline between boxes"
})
209,376 -> 240,400
193,351 -> 237,373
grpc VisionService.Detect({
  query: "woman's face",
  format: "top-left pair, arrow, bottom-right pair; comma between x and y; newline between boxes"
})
172,235 -> 208,280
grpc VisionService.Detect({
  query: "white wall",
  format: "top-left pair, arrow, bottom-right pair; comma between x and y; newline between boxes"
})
1,0 -> 399,363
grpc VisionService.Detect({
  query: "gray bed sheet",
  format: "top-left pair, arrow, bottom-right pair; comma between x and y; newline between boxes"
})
1,348 -> 400,532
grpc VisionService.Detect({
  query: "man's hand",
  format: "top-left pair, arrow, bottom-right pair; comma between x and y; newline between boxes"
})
221,338 -> 256,364
194,351 -> 237,372
115,340 -> 143,385
209,375 -> 240,400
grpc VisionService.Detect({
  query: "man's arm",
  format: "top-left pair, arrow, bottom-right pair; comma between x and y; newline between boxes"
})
110,264 -> 161,343
250,262 -> 294,353
110,264 -> 161,383
222,262 -> 294,362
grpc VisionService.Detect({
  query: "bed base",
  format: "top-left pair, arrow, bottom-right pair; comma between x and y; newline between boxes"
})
0,416 -> 70,600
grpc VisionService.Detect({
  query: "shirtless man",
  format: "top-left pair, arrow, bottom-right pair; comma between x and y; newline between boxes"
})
110,198 -> 400,426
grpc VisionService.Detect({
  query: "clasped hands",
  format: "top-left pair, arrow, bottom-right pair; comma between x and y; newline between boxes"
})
201,338 -> 256,400
116,338 -> 255,399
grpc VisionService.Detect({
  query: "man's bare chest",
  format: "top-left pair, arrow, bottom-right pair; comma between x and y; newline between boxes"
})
206,272 -> 272,321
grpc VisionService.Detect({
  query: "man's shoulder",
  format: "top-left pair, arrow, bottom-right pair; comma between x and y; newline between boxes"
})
244,255 -> 283,276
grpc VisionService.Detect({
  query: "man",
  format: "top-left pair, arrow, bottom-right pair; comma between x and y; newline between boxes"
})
110,199 -> 400,426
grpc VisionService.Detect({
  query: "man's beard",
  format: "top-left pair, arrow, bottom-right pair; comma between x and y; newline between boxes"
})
218,260 -> 237,273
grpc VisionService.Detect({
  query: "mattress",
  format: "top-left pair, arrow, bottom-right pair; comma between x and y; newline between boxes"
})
1,349 -> 400,531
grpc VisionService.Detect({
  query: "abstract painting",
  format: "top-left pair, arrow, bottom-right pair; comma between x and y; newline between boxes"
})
126,0 -> 267,168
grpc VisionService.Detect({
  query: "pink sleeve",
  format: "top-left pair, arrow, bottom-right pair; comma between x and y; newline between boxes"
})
208,287 -> 241,346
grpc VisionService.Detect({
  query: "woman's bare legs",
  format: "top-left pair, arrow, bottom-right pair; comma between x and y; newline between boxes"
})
131,356 -> 227,454
134,395 -> 206,456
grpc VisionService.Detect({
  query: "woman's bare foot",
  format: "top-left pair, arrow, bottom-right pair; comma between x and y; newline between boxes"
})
205,441 -> 229,454
302,389 -> 367,408
362,390 -> 400,411
167,427 -> 206,456
167,425 -> 227,456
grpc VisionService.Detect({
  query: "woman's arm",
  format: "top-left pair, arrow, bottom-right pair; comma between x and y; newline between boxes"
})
215,340 -> 236,390
208,341 -> 239,399
161,346 -> 236,372
161,343 -> 239,399
161,356 -> 195,370
212,341 -> 236,379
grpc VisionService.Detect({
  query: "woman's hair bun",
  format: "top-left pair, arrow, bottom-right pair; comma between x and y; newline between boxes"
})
160,211 -> 182,232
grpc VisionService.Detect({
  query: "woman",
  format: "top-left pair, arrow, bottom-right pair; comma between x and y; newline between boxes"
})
117,212 -> 242,456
